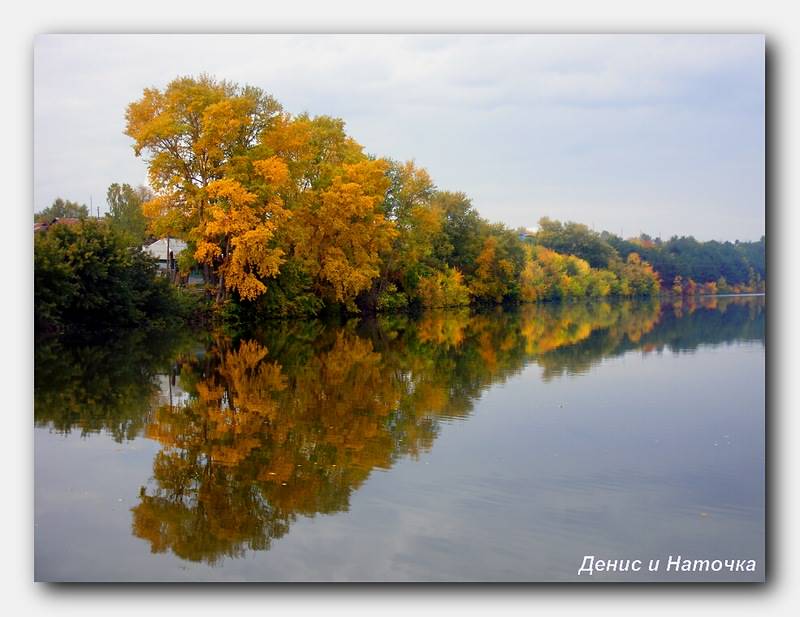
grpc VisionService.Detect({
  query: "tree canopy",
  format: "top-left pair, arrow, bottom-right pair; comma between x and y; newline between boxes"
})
35,198 -> 89,223
106,183 -> 151,245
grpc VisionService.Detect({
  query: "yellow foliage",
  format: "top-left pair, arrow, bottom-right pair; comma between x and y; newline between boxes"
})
190,177 -> 289,300
417,267 -> 470,308
253,157 -> 290,188
292,160 -> 397,304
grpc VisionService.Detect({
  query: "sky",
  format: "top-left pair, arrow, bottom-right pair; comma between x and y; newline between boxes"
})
33,34 -> 765,242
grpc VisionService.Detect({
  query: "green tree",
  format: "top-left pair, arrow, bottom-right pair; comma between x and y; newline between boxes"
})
431,191 -> 486,276
34,219 -> 184,333
106,183 -> 151,245
34,198 -> 89,223
534,218 -> 618,268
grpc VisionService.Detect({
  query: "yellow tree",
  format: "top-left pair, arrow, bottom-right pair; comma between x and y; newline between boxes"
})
290,159 -> 397,308
194,158 -> 290,301
125,75 -> 283,277
261,113 -> 364,200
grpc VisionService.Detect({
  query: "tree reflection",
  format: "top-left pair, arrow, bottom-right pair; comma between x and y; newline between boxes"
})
34,330 -> 197,441
127,296 -> 764,564
33,296 -> 765,564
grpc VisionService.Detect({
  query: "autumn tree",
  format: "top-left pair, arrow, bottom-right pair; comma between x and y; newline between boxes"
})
125,75 -> 283,282
609,252 -> 661,296
194,162 -> 289,302
127,78 -> 400,313
289,160 -> 396,308
416,267 -> 470,308
468,225 -> 524,303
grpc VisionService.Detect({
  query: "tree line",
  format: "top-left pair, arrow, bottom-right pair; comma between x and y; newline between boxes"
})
34,74 -> 765,330
122,74 -> 665,319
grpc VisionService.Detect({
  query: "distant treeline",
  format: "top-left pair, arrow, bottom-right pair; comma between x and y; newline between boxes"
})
531,218 -> 765,296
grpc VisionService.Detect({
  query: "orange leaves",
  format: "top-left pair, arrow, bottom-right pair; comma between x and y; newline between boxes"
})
225,229 -> 286,301
124,87 -> 169,157
206,178 -> 258,208
196,98 -> 251,164
192,176 -> 289,300
261,114 -> 363,194
126,78 -> 401,308
253,157 -> 289,188
292,159 -> 397,304
318,160 -> 392,224
125,77 -> 287,280
194,240 -> 222,263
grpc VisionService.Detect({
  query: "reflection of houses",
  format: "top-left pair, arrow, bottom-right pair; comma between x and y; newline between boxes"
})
33,217 -> 82,233
142,238 -> 187,270
155,373 -> 190,409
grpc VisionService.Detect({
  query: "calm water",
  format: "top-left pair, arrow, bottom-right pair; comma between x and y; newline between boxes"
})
34,296 -> 765,582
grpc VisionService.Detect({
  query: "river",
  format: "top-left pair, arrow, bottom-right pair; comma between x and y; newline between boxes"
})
34,295 -> 765,581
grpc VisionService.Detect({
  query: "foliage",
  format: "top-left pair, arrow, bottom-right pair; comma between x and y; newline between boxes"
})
417,267 -> 471,308
518,245 -> 659,302
34,197 -> 89,222
118,74 -> 761,322
533,217 -> 618,268
290,160 -> 396,308
376,283 -> 410,312
106,183 -> 150,245
125,75 -> 283,240
469,231 -> 523,302
603,232 -> 765,288
608,252 -> 661,297
34,219 -> 187,333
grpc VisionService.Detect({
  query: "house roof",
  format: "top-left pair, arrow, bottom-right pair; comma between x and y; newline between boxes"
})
142,238 -> 188,260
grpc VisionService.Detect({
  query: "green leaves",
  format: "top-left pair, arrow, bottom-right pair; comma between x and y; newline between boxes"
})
34,220 -> 186,333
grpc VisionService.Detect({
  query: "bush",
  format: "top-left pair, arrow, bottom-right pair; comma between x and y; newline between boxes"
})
376,283 -> 410,312
34,220 -> 186,333
417,267 -> 471,308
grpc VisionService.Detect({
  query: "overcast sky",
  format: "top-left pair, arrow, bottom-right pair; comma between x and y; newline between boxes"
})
34,34 -> 764,241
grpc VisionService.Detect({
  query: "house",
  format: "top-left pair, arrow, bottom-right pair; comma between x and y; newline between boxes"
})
142,237 -> 188,270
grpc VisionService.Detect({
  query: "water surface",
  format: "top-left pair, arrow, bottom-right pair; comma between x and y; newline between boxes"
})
34,296 -> 765,581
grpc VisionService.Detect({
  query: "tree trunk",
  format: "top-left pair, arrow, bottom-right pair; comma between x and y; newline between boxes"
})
215,236 -> 231,304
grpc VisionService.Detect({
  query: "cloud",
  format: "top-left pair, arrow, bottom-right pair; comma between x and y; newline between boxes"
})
34,34 -> 764,240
